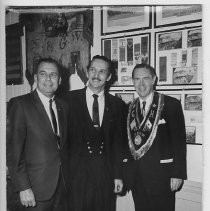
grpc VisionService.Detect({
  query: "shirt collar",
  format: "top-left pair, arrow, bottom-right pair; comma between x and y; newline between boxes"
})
36,88 -> 55,104
86,86 -> 104,99
139,91 -> 154,106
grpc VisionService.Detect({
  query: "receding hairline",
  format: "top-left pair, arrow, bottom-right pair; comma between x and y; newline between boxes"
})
132,66 -> 156,78
36,61 -> 60,75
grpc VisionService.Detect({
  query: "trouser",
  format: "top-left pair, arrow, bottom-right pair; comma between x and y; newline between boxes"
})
132,177 -> 175,211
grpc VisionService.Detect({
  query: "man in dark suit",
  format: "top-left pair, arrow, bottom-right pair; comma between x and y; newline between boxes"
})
125,63 -> 187,211
63,55 -> 126,211
7,58 -> 69,211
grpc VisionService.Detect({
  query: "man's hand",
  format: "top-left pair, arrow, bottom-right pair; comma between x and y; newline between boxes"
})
170,178 -> 183,191
20,188 -> 36,207
114,179 -> 123,193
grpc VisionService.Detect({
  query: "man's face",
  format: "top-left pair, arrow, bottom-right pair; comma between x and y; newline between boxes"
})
87,58 -> 111,93
132,67 -> 156,100
34,62 -> 61,98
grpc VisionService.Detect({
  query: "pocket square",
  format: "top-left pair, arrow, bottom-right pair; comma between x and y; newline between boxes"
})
158,119 -> 166,125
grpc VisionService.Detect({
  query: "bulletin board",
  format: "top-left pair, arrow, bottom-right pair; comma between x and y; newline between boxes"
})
102,33 -> 150,86
155,26 -> 202,85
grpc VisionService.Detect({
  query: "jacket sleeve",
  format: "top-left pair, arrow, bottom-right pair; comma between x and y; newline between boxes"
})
7,98 -> 31,192
112,99 -> 127,179
166,98 -> 187,179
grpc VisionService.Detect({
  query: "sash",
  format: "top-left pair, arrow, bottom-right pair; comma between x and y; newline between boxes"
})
127,92 -> 164,160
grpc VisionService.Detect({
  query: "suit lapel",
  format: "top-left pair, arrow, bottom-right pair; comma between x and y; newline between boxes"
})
102,94 -> 111,137
80,87 -> 94,126
55,99 -> 64,148
31,90 -> 54,136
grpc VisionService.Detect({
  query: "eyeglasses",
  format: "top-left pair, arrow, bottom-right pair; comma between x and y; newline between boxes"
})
38,71 -> 59,80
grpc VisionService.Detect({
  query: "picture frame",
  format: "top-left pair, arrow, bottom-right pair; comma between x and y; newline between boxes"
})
102,33 -> 150,86
154,5 -> 202,28
101,6 -> 152,35
115,92 -> 135,104
158,87 -> 202,145
186,126 -> 196,144
155,26 -> 202,85
184,93 -> 202,111
6,23 -> 23,85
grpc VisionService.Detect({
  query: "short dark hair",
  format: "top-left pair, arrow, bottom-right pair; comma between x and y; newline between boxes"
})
34,57 -> 60,75
87,55 -> 112,75
132,63 -> 156,78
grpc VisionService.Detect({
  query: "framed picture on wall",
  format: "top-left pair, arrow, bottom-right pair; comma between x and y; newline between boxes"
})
102,33 -> 150,86
115,92 -> 135,104
154,5 -> 202,28
101,6 -> 151,35
184,93 -> 202,111
6,23 -> 23,85
186,126 -> 196,144
158,87 -> 202,145
155,26 -> 202,85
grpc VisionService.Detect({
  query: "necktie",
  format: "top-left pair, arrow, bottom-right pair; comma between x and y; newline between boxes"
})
142,101 -> 146,117
92,94 -> 100,129
49,99 -> 58,135
49,99 -> 60,147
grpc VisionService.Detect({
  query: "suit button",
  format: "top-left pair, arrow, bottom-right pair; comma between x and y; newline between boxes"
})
89,151 -> 92,154
100,145 -> 103,148
87,141 -> 90,144
88,146 -> 90,149
99,151 -> 102,154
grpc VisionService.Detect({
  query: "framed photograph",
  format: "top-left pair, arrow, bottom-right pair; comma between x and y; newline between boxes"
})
102,6 -> 151,35
154,5 -> 202,28
184,93 -> 202,111
155,26 -> 202,85
186,126 -> 196,144
115,92 -> 134,104
157,87 -> 202,145
6,23 -> 23,85
102,33 -> 150,86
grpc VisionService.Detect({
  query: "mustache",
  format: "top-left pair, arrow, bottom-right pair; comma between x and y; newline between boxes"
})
92,77 -> 101,81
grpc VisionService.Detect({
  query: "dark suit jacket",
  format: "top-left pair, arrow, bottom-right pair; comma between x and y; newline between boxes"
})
63,88 -> 127,181
124,93 -> 187,195
7,90 -> 69,201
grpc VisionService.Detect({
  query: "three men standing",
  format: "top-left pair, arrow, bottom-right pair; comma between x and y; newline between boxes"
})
7,56 -> 186,211
125,63 -> 187,211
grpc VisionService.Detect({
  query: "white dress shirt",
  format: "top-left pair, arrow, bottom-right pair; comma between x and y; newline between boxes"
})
139,92 -> 154,117
36,89 -> 60,135
86,87 -> 105,126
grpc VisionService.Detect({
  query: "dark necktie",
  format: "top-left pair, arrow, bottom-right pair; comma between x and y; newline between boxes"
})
92,94 -> 100,129
49,99 -> 58,135
49,99 -> 60,147
142,101 -> 146,117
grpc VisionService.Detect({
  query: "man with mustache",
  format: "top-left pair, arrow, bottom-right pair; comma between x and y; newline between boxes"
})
64,55 -> 126,211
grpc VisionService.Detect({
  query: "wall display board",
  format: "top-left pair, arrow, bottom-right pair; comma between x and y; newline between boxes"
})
155,26 -> 202,85
102,33 -> 150,86
102,6 -> 151,35
154,5 -> 202,28
158,87 -> 202,145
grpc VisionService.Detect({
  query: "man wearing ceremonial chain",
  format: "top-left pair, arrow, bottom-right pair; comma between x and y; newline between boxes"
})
124,63 -> 187,211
